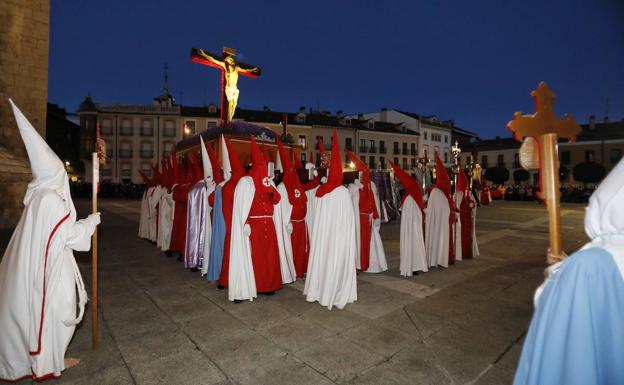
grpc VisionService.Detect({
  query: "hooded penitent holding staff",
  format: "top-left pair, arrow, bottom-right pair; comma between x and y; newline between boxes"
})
0,100 -> 100,381
389,160 -> 428,276
425,152 -> 454,268
346,151 -> 387,273
304,129 -> 358,310
513,158 -> 624,385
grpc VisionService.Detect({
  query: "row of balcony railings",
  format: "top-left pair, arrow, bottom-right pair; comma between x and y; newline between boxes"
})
99,127 -> 177,137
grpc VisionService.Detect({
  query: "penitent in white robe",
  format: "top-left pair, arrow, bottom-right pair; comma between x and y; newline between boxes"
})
305,185 -> 320,235
157,189 -> 174,251
200,181 -> 216,276
138,189 -> 150,239
304,186 -> 358,310
275,183 -> 297,283
147,185 -> 164,242
425,188 -> 450,268
399,195 -> 428,276
348,180 -> 387,273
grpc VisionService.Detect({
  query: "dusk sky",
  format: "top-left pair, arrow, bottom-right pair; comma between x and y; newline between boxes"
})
49,0 -> 624,139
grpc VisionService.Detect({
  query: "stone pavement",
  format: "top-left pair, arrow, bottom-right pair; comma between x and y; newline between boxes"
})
4,199 -> 587,385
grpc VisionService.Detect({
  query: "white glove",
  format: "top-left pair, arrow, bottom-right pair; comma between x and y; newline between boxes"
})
305,163 -> 315,170
86,212 -> 101,227
286,223 -> 293,234
243,224 -> 251,237
314,170 -> 319,177
320,176 -> 327,183
374,218 -> 381,227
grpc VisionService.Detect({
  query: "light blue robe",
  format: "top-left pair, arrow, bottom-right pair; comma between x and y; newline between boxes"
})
513,247 -> 624,385
207,185 -> 226,281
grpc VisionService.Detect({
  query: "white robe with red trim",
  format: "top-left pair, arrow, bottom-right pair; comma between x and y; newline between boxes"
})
0,189 -> 95,381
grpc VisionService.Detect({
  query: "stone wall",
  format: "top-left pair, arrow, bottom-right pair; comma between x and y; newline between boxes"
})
0,0 -> 49,228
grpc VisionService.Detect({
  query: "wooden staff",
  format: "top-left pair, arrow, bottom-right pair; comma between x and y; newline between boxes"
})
91,152 -> 99,349
508,82 -> 581,264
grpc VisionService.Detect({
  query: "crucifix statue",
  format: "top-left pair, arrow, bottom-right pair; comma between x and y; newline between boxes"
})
190,46 -> 261,123
507,82 -> 581,264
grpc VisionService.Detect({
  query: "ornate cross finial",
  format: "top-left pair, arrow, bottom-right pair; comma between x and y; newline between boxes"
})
508,82 -> 581,143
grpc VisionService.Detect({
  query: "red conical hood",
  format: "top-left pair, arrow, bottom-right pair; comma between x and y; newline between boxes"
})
346,150 -> 371,186
389,160 -> 424,209
456,169 -> 469,195
316,129 -> 343,197
277,136 -> 306,204
249,136 -> 272,193
207,143 -> 224,184
225,138 -> 244,178
434,151 -> 451,197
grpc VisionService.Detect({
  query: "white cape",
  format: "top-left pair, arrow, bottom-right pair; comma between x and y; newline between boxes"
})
157,189 -> 174,251
305,185 -> 320,234
0,192 -> 93,380
425,188 -> 450,268
275,183 -> 297,283
399,195 -> 428,276
348,180 -> 387,273
304,186 -> 358,310
147,185 -> 164,242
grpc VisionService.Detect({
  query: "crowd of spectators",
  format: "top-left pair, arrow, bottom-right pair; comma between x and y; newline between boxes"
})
486,183 -> 596,203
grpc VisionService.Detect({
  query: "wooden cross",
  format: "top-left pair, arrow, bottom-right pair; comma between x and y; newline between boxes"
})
507,82 -> 581,263
190,46 -> 261,123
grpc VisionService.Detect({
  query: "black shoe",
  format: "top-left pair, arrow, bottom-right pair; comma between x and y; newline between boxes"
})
217,284 -> 225,290
190,267 -> 198,272
233,299 -> 243,304
165,251 -> 173,258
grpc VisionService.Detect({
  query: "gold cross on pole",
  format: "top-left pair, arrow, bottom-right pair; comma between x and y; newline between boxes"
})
507,82 -> 581,263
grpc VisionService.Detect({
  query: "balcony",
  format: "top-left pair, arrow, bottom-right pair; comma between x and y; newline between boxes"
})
140,150 -> 154,158
410,149 -> 417,156
393,148 -> 400,155
141,128 -> 154,136
379,146 -> 387,154
359,146 -> 368,153
369,146 -> 377,153
119,149 -> 133,158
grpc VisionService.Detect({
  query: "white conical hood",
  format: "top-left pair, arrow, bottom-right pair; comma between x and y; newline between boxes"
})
9,99 -> 71,209
220,135 -> 232,181
199,136 -> 214,182
583,158 -> 624,279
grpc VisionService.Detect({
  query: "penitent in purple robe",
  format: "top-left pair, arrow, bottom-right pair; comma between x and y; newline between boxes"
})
184,181 -> 206,269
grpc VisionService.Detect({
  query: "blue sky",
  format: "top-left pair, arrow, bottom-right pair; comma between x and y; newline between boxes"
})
49,0 -> 624,138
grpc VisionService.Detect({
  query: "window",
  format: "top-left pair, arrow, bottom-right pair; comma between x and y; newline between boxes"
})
184,121 -> 196,137
444,135 -> 448,143
360,139 -> 367,152
402,142 -> 408,155
315,136 -> 323,149
296,114 -> 305,124
561,151 -> 571,165
423,145 -> 429,158
393,142 -> 399,154
424,131 -> 428,140
369,156 -> 376,169
610,148 -> 622,164
163,120 -> 176,137
393,157 -> 399,165
119,141 -> 133,158
379,156 -> 385,169
497,154 -> 504,167
101,119 -> 113,135
431,133 -> 442,142
585,150 -> 595,163
410,143 -> 416,155
369,140 -> 376,153
141,119 -> 153,136
411,158 -> 417,167
300,152 -> 307,164
481,155 -> 488,168
345,137 -> 352,151
140,141 -> 153,158
379,140 -> 386,153
402,158 -> 408,169
141,163 -> 152,176
105,139 -> 113,158
207,121 -> 217,129
299,135 -> 307,150
120,163 -> 131,180
514,153 -> 520,168
208,104 -> 218,114
163,141 -> 174,157
444,152 -> 448,163
120,119 -> 132,136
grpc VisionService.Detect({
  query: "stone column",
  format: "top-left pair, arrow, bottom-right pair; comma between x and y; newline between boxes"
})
0,0 -> 50,229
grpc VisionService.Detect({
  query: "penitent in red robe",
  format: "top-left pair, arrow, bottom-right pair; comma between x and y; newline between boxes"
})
290,190 -> 309,278
218,177 -> 239,288
357,187 -> 379,271
170,183 -> 190,256
247,189 -> 283,293
459,193 -> 474,259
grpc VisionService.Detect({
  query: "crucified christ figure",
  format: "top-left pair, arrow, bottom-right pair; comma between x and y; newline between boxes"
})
195,48 -> 260,122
